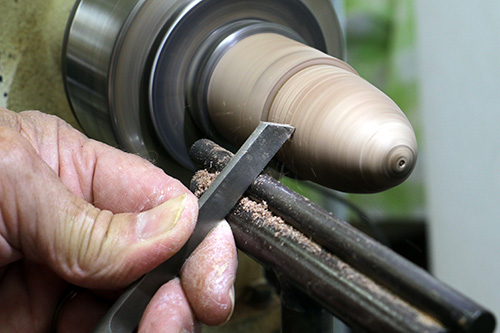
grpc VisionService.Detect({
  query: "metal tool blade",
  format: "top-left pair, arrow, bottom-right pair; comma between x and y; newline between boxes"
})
92,122 -> 295,332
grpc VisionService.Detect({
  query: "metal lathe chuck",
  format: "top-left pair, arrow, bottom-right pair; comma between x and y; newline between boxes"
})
63,0 -> 417,193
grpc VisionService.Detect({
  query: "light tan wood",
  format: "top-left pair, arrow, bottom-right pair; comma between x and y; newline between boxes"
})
208,33 -> 417,193
208,33 -> 355,140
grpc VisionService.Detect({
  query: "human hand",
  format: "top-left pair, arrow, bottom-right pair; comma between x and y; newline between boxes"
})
0,108 -> 237,332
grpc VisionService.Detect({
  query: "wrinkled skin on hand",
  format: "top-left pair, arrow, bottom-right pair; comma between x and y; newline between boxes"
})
0,108 -> 237,332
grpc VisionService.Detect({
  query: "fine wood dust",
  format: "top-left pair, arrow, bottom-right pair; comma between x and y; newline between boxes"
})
236,197 -> 322,255
191,169 -> 220,198
191,169 -> 322,255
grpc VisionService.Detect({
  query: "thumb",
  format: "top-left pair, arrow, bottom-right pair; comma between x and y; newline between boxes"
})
0,127 -> 198,289
52,193 -> 198,289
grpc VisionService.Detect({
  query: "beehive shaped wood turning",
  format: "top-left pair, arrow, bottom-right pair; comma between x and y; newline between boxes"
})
208,33 -> 417,193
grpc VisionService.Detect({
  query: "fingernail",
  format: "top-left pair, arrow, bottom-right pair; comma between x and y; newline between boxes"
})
223,286 -> 235,325
137,193 -> 187,240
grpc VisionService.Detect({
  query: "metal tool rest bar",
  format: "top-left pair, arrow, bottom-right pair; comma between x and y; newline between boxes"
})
189,139 -> 496,333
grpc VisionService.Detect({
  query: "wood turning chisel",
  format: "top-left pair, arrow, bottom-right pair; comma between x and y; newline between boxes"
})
92,122 -> 295,332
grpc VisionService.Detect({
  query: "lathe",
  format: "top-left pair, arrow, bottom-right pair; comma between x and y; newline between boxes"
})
63,0 -> 416,194
2,0 -> 495,332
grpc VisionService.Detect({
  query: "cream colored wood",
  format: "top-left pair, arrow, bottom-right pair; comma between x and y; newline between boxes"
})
208,33 -> 356,142
208,33 -> 417,192
270,64 -> 416,192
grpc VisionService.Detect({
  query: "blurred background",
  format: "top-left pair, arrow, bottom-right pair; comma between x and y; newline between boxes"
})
286,0 -> 500,331
345,0 -> 500,329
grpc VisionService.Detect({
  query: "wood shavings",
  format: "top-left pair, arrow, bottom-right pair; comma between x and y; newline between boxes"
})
191,169 -> 322,255
191,169 -> 220,198
235,197 -> 322,255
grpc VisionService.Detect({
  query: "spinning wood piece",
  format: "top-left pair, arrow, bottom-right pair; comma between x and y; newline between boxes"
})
208,33 -> 417,192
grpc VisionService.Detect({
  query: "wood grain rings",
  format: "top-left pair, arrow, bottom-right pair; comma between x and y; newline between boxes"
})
208,33 -> 417,193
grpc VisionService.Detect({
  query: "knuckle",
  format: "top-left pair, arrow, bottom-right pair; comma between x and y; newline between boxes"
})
0,127 -> 33,169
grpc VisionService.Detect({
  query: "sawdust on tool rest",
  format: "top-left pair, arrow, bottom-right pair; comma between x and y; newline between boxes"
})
191,169 -> 322,255
192,169 -> 220,198
237,197 -> 322,255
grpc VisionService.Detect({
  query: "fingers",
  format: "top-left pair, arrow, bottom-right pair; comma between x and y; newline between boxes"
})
56,280 -> 203,333
58,222 -> 237,331
0,261 -> 66,331
181,221 -> 237,326
139,278 -> 202,333
0,109 -> 238,329
138,222 -> 236,330
0,126 -> 198,288
0,108 -> 192,214
57,193 -> 199,288
55,289 -> 111,333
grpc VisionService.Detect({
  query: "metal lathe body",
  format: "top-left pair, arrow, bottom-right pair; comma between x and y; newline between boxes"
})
0,0 -> 496,332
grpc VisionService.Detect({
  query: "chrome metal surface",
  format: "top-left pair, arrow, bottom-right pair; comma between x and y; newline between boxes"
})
63,0 -> 344,182
63,0 -> 144,146
185,20 -> 304,145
